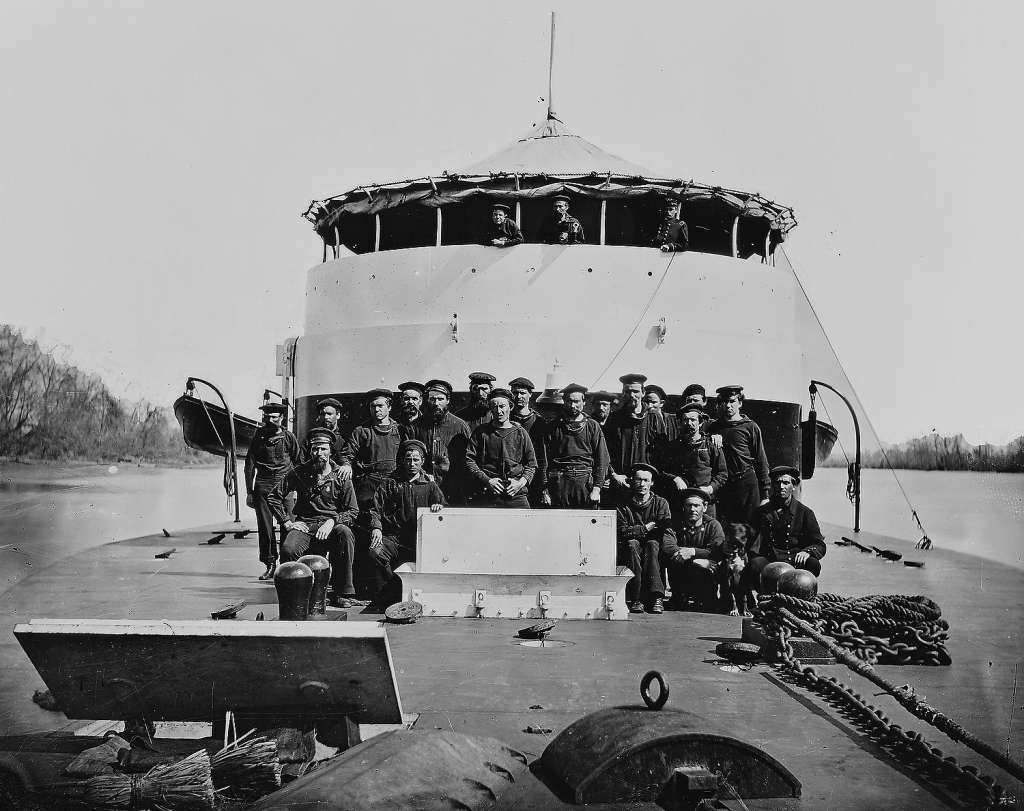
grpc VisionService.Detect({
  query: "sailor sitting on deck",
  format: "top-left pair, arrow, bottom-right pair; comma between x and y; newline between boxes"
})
662,488 -> 726,612
484,203 -> 523,248
367,439 -> 445,609
539,194 -> 585,244
746,465 -> 826,585
654,195 -> 689,252
616,463 -> 676,614
464,387 -> 538,508
280,428 -> 361,606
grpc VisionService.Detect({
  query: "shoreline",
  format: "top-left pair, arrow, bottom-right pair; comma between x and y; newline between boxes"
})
0,456 -> 220,472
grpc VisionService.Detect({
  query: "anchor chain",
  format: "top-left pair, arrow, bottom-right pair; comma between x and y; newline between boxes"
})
756,595 -> 1010,808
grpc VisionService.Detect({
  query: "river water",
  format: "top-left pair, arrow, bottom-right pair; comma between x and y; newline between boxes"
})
1,463 -> 1022,592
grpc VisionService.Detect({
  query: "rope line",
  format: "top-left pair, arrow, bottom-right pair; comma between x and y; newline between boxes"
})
589,251 -> 677,388
781,248 -> 933,547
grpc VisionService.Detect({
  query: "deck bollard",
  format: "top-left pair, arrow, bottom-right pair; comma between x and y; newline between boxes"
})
298,554 -> 332,615
275,561 -> 314,620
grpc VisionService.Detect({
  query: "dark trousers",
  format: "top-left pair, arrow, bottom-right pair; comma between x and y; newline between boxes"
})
617,537 -> 665,603
547,470 -> 595,508
745,554 -> 822,591
717,468 -> 761,525
473,491 -> 531,508
281,522 -> 357,596
368,532 -> 416,606
665,557 -> 718,609
253,488 -> 287,566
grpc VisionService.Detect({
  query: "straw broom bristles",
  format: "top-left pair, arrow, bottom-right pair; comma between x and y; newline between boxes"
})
210,730 -> 282,799
83,748 -> 215,810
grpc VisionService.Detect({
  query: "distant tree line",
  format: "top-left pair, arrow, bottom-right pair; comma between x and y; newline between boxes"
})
0,325 -> 200,463
822,432 -> 1024,473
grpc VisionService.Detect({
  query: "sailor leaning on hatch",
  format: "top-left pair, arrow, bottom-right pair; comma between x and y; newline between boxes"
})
484,203 -> 523,248
537,383 -> 608,509
244,402 -> 304,581
279,427 -> 361,605
539,194 -> 585,244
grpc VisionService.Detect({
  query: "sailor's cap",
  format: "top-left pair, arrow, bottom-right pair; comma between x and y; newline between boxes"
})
508,377 -> 536,391
399,439 -> 428,457
424,379 -> 453,396
491,203 -> 511,213
677,401 -> 706,415
644,384 -> 668,401
468,372 -> 496,384
680,487 -> 710,504
487,387 -> 514,402
315,397 -> 343,411
307,427 -> 335,447
259,402 -> 288,414
552,194 -> 571,204
561,383 -> 588,396
619,373 -> 648,386
396,381 -> 425,395
366,388 -> 393,401
681,383 -> 706,399
630,462 -> 658,477
715,385 -> 744,397
770,465 -> 801,483
590,390 -> 617,403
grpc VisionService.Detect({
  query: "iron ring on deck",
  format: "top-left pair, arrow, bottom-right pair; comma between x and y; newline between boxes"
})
640,670 -> 669,710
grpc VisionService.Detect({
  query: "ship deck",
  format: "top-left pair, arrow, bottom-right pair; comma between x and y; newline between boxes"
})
0,519 -> 1021,809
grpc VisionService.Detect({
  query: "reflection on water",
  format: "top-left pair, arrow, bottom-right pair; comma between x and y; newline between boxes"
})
807,468 -> 1024,569
0,463 -> 233,594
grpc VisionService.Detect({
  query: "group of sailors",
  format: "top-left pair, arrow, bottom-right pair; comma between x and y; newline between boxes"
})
485,194 -> 689,251
244,373 -> 825,615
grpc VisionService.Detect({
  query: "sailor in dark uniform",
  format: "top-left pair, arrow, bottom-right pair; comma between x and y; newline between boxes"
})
311,397 -> 345,465
509,376 -> 548,505
708,385 -> 770,525
539,383 -> 608,509
589,390 -> 617,427
654,401 -> 728,521
747,466 -> 826,582
654,195 -> 689,252
455,371 -> 495,430
244,402 -> 303,580
339,388 -> 402,514
396,381 -> 425,434
540,194 -> 585,245
485,203 -> 523,248
465,388 -> 538,508
605,373 -> 667,500
411,379 -> 471,504
662,488 -> 726,611
280,428 -> 360,605
644,384 -> 676,439
367,439 -> 446,609
615,463 -> 675,614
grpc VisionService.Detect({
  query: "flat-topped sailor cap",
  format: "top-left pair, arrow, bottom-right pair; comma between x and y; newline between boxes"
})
552,194 -> 571,204
590,390 -> 617,403
399,439 -> 427,456
424,379 -> 453,396
561,383 -> 588,396
508,377 -> 535,391
770,465 -> 801,482
680,487 -> 710,503
487,387 -> 514,402
259,402 -> 288,414
468,372 -> 497,384
315,397 -> 342,411
630,462 -> 658,477
715,385 -> 744,396
681,383 -> 706,399
366,387 -> 393,401
307,427 -> 335,447
619,373 -> 648,385
677,401 -> 706,415
396,381 -> 425,395
644,384 -> 668,401
491,203 -> 511,213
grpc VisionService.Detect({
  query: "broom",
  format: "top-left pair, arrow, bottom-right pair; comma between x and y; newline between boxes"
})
82,748 -> 215,810
210,730 -> 282,799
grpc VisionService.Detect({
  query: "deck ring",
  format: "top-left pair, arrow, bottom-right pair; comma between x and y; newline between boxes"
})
640,670 -> 669,710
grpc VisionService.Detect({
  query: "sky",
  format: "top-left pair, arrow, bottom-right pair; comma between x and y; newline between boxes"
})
2,1 -> 1022,445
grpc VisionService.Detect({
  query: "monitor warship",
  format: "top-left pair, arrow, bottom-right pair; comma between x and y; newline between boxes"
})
1,26 -> 1022,811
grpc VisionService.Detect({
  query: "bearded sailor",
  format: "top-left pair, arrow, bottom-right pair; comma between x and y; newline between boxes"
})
539,383 -> 608,509
410,379 -> 471,504
605,373 -> 666,499
455,371 -> 496,430
339,388 -> 402,513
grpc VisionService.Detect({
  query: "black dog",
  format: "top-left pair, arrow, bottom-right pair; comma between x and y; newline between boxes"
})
717,522 -> 757,617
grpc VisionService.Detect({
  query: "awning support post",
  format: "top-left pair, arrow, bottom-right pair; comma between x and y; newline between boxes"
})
435,208 -> 442,247
731,216 -> 739,258
374,214 -> 381,252
599,200 -> 607,245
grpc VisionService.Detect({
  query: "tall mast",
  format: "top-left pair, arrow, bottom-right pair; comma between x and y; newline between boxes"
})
547,11 -> 558,122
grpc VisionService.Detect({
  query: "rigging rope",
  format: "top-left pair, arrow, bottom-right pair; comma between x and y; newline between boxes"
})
782,248 -> 933,549
589,251 -> 677,388
195,392 -> 237,516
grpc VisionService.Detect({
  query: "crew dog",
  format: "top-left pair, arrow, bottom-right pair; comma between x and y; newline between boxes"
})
718,522 -> 757,617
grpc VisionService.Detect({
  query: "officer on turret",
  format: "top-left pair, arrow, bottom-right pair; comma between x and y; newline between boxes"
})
654,194 -> 689,252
